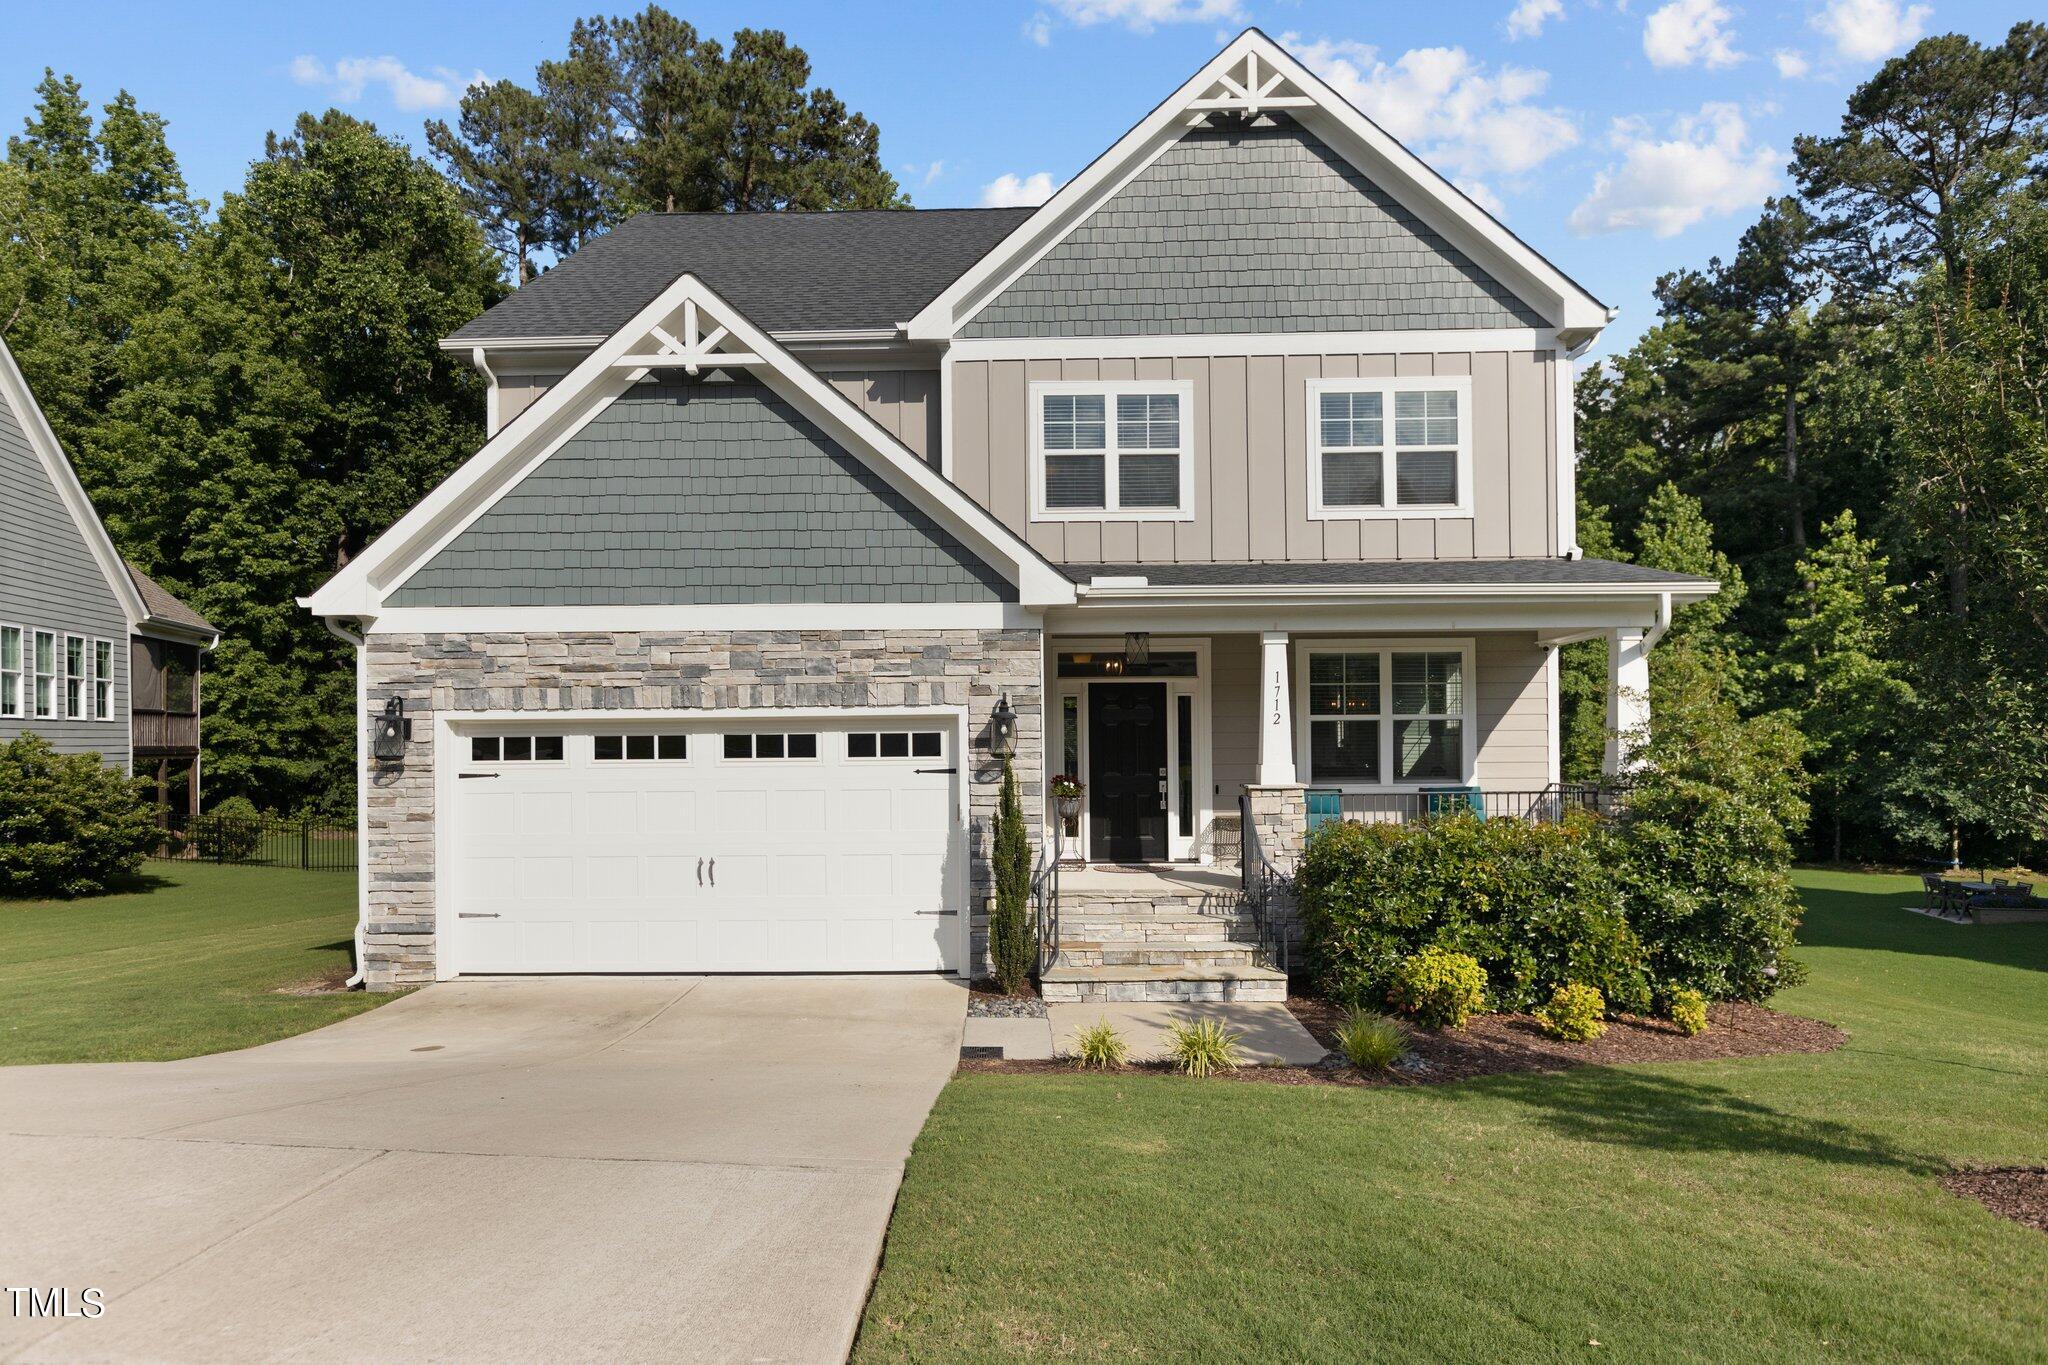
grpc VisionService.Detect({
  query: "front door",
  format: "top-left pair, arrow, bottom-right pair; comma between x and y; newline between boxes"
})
1087,683 -> 1167,861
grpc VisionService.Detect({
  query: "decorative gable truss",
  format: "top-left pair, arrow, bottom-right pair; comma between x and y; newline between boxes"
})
908,28 -> 1614,349
304,273 -> 1076,627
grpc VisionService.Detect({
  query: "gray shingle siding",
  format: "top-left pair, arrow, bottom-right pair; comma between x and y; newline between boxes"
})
389,375 -> 1015,607
0,386 -> 130,770
963,120 -> 1546,338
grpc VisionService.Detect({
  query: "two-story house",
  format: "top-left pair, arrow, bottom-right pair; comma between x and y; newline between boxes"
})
2,337 -> 218,819
307,30 -> 1713,994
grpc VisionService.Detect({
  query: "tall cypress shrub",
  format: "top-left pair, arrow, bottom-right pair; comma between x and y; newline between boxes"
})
990,756 -> 1035,993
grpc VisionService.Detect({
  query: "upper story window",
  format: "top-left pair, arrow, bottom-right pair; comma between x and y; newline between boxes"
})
0,626 -> 20,718
1030,381 -> 1194,521
1306,377 -> 1472,519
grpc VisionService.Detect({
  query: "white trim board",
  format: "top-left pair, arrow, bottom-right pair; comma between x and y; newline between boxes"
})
907,29 -> 1611,343
948,329 -> 1560,361
305,272 -> 1076,619
360,603 -> 1043,635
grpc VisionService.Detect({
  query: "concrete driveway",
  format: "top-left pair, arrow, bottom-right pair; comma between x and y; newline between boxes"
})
0,975 -> 966,1364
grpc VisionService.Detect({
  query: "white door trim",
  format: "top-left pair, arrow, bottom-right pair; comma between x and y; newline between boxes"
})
430,704 -> 972,980
1049,637 -> 1211,864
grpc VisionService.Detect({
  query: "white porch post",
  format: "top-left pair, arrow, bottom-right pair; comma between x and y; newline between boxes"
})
1257,630 -> 1296,785
1604,627 -> 1651,776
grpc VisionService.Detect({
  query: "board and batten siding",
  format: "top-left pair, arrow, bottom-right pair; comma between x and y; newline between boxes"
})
0,385 -> 130,769
951,349 -> 1558,565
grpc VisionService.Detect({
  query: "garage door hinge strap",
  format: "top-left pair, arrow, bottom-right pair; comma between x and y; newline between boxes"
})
915,767 -> 958,774
458,912 -> 501,918
458,773 -> 500,779
916,910 -> 958,916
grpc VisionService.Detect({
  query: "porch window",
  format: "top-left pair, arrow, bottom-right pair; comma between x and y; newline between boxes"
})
0,626 -> 19,717
1299,642 -> 1475,787
1307,378 -> 1472,517
1032,382 -> 1193,519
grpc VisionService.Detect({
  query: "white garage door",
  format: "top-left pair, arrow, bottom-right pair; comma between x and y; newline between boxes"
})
449,717 -> 961,974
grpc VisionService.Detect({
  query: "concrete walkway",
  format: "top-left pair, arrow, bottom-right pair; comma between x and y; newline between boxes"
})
0,975 -> 966,1364
1047,1000 -> 1328,1065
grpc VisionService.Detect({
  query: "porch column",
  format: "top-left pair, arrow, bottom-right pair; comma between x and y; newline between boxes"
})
1257,630 -> 1296,785
1604,627 -> 1651,776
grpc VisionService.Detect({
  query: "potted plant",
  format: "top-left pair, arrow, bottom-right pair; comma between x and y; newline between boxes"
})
1050,775 -> 1085,821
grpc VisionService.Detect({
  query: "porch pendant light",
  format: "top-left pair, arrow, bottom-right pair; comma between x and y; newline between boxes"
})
1125,632 -> 1151,668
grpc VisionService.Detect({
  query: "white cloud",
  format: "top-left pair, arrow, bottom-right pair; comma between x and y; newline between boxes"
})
1812,0 -> 1930,63
1642,0 -> 1743,70
1570,103 -> 1780,237
1506,0 -> 1564,40
980,172 -> 1061,207
1773,49 -> 1812,78
1030,0 -> 1243,39
901,160 -> 947,188
289,55 -> 484,112
1283,34 -> 1579,208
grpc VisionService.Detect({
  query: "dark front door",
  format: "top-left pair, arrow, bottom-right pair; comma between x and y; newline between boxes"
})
1088,683 -> 1168,861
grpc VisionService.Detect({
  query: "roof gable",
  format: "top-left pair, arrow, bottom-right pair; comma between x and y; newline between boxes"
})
910,29 -> 1610,345
309,272 -> 1074,618
961,119 -> 1547,338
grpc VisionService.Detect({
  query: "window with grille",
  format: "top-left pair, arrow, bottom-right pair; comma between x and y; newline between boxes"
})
1308,379 -> 1471,516
1300,643 -> 1473,787
1033,383 -> 1193,518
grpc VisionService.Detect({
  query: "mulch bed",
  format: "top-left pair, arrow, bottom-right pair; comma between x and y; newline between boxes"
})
956,995 -> 1844,1088
1941,1168 -> 2048,1234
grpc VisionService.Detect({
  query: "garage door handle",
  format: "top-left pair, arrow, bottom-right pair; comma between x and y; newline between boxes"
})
915,766 -> 957,774
915,909 -> 958,916
458,912 -> 500,919
708,859 -> 715,886
697,858 -> 703,886
458,773 -> 499,780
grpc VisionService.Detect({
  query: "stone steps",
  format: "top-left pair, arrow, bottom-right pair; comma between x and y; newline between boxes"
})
1039,962 -> 1288,1004
1052,940 -> 1266,969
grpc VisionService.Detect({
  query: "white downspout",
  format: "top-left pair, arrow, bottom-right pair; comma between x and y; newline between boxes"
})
323,616 -> 370,988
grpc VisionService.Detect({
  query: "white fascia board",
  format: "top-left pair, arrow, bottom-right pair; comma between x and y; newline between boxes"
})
1069,579 -> 1719,603
310,272 -> 1072,618
907,28 -> 1610,342
948,328 -> 1559,361
0,339 -> 150,630
1046,593 -> 1695,636
361,603 -> 1041,634
137,620 -> 222,650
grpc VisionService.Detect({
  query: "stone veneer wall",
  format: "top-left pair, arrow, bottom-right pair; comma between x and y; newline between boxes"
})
360,628 -> 1043,989
1244,784 -> 1307,945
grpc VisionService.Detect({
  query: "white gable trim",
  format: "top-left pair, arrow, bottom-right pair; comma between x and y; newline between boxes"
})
0,339 -> 150,630
906,29 -> 1612,345
305,273 -> 1075,616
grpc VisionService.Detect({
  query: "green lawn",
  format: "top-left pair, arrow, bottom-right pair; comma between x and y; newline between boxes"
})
0,862 -> 390,1065
858,869 -> 2048,1363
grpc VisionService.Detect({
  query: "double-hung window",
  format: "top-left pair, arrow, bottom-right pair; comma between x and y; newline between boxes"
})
1307,377 -> 1472,517
1031,381 -> 1193,519
64,635 -> 87,720
31,631 -> 55,719
1298,640 -> 1474,787
0,626 -> 20,717
93,640 -> 114,721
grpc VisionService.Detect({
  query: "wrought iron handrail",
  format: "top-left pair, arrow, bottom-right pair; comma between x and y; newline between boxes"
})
1236,794 -> 1289,975
1031,846 -> 1061,976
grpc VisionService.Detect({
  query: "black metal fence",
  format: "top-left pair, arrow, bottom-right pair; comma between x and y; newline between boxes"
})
148,814 -> 359,872
1321,783 -> 1616,829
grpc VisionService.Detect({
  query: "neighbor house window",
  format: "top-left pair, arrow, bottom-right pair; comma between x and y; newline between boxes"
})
1307,377 -> 1472,517
1031,381 -> 1194,519
31,631 -> 55,719
1298,641 -> 1474,787
93,640 -> 113,720
64,635 -> 87,720
0,626 -> 20,717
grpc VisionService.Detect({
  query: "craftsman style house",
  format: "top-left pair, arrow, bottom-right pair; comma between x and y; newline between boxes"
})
1,338 -> 218,818
308,30 -> 1713,994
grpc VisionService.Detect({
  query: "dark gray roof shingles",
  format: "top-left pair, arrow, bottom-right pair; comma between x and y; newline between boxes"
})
447,209 -> 1036,344
125,562 -> 217,634
1063,559 -> 1715,588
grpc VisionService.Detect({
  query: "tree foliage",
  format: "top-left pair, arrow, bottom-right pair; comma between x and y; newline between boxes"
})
989,756 -> 1035,994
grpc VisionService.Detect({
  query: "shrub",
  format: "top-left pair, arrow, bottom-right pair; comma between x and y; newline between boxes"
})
1535,983 -> 1607,1042
1297,814 -> 1650,1015
1612,648 -> 1810,1001
1334,1008 -> 1409,1071
1667,986 -> 1709,1036
1386,947 -> 1488,1029
988,757 -> 1035,994
1163,1018 -> 1242,1077
1071,1020 -> 1130,1070
190,795 -> 265,862
0,735 -> 158,898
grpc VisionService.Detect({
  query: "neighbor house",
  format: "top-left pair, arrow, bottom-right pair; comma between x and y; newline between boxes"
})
307,29 -> 1714,994
0,337 -> 219,818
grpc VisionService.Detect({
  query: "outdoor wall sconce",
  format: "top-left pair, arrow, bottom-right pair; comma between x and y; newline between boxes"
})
372,696 -> 413,762
989,694 -> 1019,758
1125,632 -> 1151,668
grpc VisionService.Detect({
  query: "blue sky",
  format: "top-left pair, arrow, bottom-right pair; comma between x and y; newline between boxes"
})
2,0 -> 2033,359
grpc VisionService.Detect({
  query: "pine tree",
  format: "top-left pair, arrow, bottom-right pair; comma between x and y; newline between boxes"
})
1635,482 -> 1752,705
1774,512 -> 1914,860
